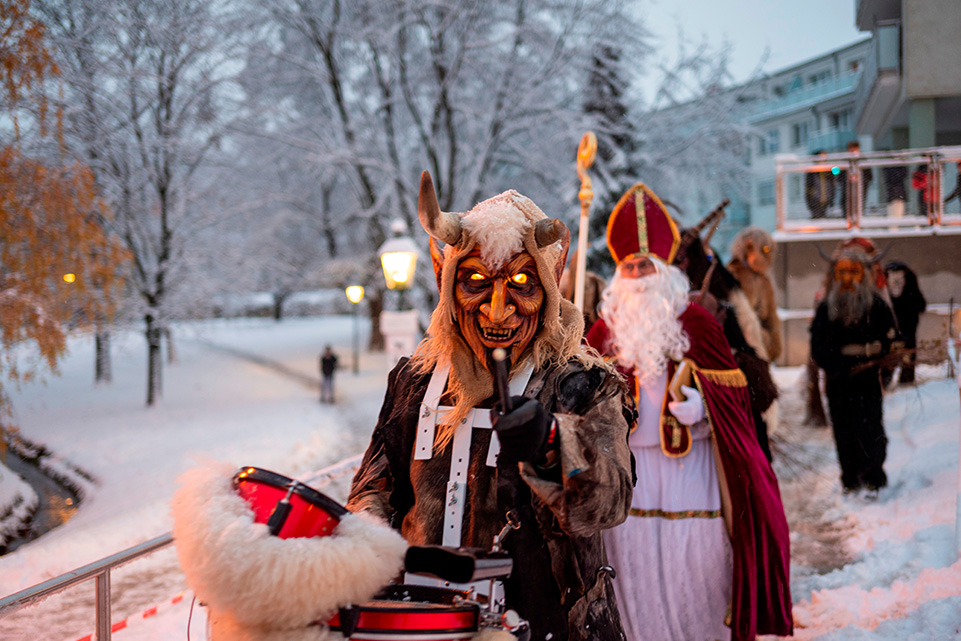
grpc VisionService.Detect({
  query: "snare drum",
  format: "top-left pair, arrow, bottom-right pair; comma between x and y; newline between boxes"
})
329,584 -> 479,641
233,466 -> 348,539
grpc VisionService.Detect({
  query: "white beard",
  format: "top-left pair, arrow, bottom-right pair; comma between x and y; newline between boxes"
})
599,260 -> 691,385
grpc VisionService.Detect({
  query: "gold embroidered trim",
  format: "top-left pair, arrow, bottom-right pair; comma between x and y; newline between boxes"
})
695,367 -> 747,387
629,507 -> 722,520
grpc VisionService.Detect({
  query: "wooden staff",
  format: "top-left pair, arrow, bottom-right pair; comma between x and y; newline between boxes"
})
574,132 -> 597,312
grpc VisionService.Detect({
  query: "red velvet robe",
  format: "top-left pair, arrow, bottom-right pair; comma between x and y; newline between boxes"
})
586,303 -> 793,641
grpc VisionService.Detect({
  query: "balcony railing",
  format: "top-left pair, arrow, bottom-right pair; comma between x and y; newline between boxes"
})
806,128 -> 858,154
750,73 -> 861,123
775,145 -> 961,232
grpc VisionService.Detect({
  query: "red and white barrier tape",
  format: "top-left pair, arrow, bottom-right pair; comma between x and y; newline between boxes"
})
70,591 -> 191,641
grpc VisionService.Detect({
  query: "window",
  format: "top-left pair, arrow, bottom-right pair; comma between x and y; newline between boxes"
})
759,129 -> 780,156
792,121 -> 811,147
829,109 -> 852,130
758,180 -> 776,206
807,70 -> 831,86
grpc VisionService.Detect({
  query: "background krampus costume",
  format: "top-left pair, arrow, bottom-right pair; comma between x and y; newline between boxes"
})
727,227 -> 782,363
586,184 -> 792,641
884,260 -> 926,385
673,213 -> 779,462
727,226 -> 782,461
347,172 -> 635,641
810,244 -> 899,494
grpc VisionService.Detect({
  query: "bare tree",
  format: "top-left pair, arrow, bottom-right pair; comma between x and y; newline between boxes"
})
235,0 -> 646,344
36,0 -> 252,405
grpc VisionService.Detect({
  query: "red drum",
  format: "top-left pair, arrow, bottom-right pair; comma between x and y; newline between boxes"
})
328,584 -> 479,641
233,466 -> 348,539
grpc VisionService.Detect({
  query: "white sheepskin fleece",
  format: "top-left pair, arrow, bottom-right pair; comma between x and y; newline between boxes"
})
460,190 -> 541,270
171,461 -> 407,632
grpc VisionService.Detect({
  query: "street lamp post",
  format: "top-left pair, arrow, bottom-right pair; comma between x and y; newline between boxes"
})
378,220 -> 421,367
345,285 -> 365,375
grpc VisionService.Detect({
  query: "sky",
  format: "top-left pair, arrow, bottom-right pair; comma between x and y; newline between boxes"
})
0,315 -> 960,640
638,0 -> 866,92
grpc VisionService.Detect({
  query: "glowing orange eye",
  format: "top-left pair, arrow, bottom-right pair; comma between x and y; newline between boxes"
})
511,273 -> 528,285
762,245 -> 771,254
470,272 -> 486,281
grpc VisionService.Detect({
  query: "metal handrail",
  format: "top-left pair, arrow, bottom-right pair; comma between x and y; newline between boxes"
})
775,145 -> 961,231
0,454 -> 364,639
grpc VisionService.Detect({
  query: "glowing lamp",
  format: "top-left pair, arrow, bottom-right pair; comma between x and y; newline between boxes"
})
63,273 -> 76,283
345,285 -> 365,304
378,235 -> 419,292
831,166 -> 840,175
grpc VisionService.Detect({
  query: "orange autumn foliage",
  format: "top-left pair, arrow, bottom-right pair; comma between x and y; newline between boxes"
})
2,0 -> 58,138
1,0 -> 128,409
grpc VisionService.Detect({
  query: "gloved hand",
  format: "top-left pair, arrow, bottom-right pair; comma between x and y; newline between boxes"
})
491,395 -> 553,463
667,385 -> 705,426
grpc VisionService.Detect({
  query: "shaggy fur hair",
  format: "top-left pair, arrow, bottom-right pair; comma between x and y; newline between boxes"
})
415,189 -> 598,448
728,288 -> 769,362
171,461 -> 407,639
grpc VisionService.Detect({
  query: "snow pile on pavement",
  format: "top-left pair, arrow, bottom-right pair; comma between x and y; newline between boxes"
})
0,462 -> 36,549
767,366 -> 961,640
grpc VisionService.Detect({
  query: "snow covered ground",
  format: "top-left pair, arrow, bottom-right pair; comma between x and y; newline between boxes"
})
0,316 -> 959,640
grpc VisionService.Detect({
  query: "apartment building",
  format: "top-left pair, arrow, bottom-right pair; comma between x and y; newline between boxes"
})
746,39 -> 873,229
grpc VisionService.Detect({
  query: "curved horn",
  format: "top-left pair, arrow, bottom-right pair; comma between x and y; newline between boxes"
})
870,241 -> 895,265
691,199 -> 730,236
418,171 -> 461,245
534,218 -> 566,247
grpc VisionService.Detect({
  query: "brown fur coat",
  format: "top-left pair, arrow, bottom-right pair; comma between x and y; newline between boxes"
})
728,259 -> 782,362
347,357 -> 635,641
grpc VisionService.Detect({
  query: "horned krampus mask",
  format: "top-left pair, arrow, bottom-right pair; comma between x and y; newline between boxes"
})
417,171 -> 571,369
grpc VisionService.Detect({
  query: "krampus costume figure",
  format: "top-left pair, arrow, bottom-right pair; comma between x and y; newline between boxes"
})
586,184 -> 792,641
673,214 -> 779,462
347,172 -> 635,641
727,227 -> 782,363
884,260 -> 926,385
810,245 -> 899,493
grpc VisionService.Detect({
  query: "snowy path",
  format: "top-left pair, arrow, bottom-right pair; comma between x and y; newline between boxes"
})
766,365 -> 961,639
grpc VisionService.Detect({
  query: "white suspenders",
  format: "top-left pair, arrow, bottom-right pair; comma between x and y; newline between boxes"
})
413,363 -> 534,546
406,363 -> 534,596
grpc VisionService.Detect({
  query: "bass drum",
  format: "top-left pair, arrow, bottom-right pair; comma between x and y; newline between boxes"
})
233,466 -> 348,539
328,584 -> 479,641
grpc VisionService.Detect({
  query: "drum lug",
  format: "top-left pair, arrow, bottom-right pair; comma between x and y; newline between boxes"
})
338,605 -> 360,638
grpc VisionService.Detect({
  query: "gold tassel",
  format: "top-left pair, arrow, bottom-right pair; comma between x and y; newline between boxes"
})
695,367 -> 747,388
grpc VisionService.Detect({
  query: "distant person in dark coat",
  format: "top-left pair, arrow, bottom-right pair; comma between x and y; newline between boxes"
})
810,246 -> 899,495
885,261 -> 927,385
838,141 -> 873,219
882,164 -> 908,218
319,345 -> 338,403
806,150 -> 836,219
